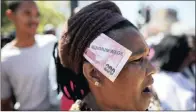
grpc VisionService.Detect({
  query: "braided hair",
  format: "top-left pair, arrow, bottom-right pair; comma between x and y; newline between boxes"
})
58,0 -> 138,101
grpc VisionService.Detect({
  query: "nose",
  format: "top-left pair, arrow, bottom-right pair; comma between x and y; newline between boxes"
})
146,60 -> 157,76
32,17 -> 39,23
29,15 -> 39,24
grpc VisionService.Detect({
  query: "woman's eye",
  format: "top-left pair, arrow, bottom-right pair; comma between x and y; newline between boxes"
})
132,57 -> 143,63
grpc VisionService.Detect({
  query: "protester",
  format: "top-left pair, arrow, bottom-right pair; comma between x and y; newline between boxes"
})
1,1 -> 58,110
43,24 -> 56,36
58,1 -> 156,110
1,31 -> 16,48
141,8 -> 178,45
1,34 -> 6,48
59,6 -> 81,111
151,34 -> 195,110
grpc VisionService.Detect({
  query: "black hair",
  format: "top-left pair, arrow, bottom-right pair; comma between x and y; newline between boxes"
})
7,0 -> 35,12
58,0 -> 138,102
152,34 -> 194,72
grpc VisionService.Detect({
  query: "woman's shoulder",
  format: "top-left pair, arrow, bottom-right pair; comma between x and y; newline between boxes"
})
69,99 -> 93,111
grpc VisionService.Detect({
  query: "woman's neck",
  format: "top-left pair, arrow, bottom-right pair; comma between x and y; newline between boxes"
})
83,92 -> 122,111
12,31 -> 36,48
83,93 -> 101,111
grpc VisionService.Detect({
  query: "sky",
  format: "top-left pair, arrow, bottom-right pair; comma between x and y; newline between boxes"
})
78,1 -> 195,28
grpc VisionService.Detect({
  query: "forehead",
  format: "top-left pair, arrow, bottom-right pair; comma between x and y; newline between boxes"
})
17,1 -> 38,12
109,27 -> 148,56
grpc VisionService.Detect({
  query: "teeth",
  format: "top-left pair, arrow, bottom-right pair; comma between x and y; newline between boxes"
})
30,24 -> 37,28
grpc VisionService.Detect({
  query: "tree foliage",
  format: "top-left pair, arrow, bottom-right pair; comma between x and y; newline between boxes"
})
36,1 -> 66,33
1,1 -> 66,35
1,1 -> 14,35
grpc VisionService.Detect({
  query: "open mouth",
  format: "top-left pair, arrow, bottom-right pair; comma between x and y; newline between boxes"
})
143,78 -> 154,93
30,25 -> 37,29
142,87 -> 151,93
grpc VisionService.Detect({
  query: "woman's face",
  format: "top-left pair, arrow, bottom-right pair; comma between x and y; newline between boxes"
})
84,27 -> 156,110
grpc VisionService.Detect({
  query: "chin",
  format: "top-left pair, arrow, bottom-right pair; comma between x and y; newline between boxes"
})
126,103 -> 149,111
26,27 -> 37,34
28,30 -> 37,35
135,101 -> 150,111
135,106 -> 148,111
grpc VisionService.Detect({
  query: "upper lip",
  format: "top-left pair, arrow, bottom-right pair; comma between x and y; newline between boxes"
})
31,24 -> 37,27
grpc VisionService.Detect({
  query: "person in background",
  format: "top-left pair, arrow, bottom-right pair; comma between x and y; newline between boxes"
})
1,31 -> 16,48
151,34 -> 195,110
1,34 -> 6,48
59,6 -> 81,111
43,24 -> 56,36
1,1 -> 58,110
141,8 -> 178,45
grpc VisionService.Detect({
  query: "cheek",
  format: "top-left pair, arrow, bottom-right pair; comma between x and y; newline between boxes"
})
15,16 -> 27,26
17,14 -> 29,22
122,63 -> 145,83
115,64 -> 146,93
37,19 -> 40,24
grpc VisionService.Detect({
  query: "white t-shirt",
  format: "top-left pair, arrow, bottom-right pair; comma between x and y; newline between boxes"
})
1,34 -> 57,110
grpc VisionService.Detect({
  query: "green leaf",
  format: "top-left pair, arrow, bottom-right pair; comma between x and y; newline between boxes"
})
1,1 -> 67,35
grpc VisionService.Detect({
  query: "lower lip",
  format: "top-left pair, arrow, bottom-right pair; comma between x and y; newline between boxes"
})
31,26 -> 37,29
142,91 -> 153,98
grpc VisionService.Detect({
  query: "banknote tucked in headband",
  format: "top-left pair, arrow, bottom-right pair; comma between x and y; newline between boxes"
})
83,33 -> 132,82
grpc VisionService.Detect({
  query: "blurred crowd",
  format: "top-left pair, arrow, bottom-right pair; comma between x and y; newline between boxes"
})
140,7 -> 195,110
1,1 -> 195,111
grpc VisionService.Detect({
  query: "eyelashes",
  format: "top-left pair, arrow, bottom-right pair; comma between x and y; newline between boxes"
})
132,57 -> 143,63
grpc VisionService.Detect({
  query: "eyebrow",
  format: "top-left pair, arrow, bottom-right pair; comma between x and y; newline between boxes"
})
128,47 -> 150,61
23,9 -> 40,16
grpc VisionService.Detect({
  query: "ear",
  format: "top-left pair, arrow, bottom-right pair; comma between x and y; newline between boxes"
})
6,9 -> 14,21
83,62 -> 103,87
